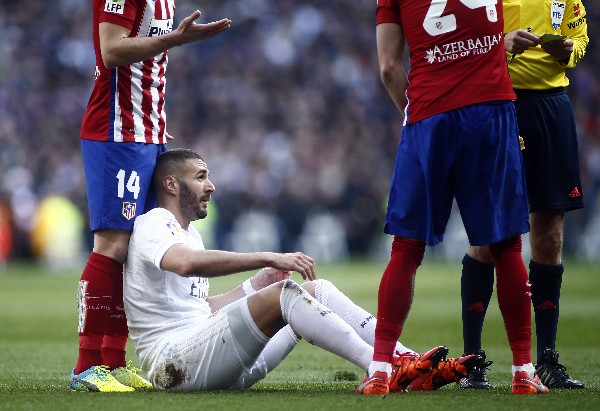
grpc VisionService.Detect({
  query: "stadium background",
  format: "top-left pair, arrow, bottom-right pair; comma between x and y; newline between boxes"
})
0,0 -> 598,268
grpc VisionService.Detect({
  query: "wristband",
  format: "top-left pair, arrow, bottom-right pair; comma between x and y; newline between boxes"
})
242,278 -> 256,295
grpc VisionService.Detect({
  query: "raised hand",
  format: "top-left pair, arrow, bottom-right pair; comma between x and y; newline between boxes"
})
174,10 -> 231,45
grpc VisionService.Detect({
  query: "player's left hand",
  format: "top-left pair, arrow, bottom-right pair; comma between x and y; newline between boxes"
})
540,38 -> 573,63
174,10 -> 231,45
165,131 -> 174,140
250,268 -> 292,290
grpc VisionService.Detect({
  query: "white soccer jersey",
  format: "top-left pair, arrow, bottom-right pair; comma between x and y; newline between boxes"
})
124,208 -> 211,366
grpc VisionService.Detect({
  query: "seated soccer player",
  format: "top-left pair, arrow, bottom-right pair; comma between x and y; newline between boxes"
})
111,148 -> 475,392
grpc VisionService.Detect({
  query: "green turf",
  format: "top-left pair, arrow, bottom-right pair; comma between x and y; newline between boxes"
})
1,259 -> 599,410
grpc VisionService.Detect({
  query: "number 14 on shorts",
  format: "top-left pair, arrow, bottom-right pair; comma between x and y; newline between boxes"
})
116,169 -> 140,200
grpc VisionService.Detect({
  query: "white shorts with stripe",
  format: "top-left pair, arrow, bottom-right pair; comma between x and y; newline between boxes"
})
145,298 -> 269,391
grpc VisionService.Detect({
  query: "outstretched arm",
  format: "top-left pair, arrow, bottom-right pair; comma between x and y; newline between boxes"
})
160,244 -> 316,280
100,10 -> 231,68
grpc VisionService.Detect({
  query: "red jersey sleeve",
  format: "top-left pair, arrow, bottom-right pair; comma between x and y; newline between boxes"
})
98,0 -> 141,30
376,0 -> 400,25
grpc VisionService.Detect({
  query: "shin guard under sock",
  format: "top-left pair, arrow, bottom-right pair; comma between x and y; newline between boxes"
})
489,237 -> 532,366
75,252 -> 122,373
280,280 -> 373,369
461,254 -> 495,354
529,260 -> 563,363
373,237 -> 425,363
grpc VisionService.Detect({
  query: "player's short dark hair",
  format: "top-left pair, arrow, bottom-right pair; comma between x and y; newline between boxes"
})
152,148 -> 205,192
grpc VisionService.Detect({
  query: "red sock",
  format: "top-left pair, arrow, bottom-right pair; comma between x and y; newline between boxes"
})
75,252 -> 122,374
102,343 -> 127,371
373,237 -> 425,363
102,271 -> 128,370
489,236 -> 532,366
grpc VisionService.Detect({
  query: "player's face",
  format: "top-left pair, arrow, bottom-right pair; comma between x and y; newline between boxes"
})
178,159 -> 214,222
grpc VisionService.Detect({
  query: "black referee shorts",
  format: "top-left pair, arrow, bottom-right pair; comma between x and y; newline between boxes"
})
515,88 -> 584,213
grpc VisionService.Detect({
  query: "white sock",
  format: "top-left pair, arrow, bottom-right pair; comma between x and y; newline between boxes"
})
314,279 -> 415,355
512,362 -> 535,378
231,326 -> 299,390
280,280 -> 373,369
261,325 -> 299,372
367,361 -> 392,377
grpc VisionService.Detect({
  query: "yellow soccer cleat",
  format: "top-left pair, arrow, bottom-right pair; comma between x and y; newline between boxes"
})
111,361 -> 153,390
70,365 -> 134,392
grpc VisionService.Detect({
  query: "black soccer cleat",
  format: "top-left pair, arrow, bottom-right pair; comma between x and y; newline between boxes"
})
536,348 -> 584,389
459,349 -> 493,389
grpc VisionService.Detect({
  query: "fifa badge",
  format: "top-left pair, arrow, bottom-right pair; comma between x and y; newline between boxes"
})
551,1 -> 566,31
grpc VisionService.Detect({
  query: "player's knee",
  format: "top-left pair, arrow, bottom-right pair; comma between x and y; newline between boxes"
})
300,280 -> 316,298
93,230 -> 131,263
467,245 -> 493,263
279,279 -> 305,323
531,237 -> 563,265
311,279 -> 334,305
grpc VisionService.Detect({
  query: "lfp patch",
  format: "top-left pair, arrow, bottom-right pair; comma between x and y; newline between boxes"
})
165,220 -> 181,237
105,0 -> 125,15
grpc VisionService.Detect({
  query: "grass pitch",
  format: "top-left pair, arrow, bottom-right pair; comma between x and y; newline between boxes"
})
1,259 -> 599,410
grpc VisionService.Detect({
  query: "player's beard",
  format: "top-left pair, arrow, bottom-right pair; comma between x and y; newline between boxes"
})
179,181 -> 208,222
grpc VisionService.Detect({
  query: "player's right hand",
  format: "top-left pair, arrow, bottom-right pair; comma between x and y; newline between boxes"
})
268,252 -> 316,281
504,29 -> 539,55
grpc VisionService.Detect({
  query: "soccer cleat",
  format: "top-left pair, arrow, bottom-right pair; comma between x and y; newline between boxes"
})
70,365 -> 135,392
408,352 -> 482,391
111,361 -> 153,390
459,349 -> 493,389
389,345 -> 449,392
512,371 -> 549,394
536,348 -> 584,389
356,371 -> 390,395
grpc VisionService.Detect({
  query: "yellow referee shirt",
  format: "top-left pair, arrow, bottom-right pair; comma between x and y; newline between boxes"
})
503,0 -> 588,90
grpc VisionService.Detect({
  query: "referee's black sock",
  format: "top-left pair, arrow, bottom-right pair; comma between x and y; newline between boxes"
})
461,254 -> 495,355
529,260 -> 563,364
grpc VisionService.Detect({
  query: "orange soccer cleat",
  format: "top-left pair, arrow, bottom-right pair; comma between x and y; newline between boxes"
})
389,346 -> 449,392
356,370 -> 390,395
512,371 -> 549,394
407,352 -> 482,391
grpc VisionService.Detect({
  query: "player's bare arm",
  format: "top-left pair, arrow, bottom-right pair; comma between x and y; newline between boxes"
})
540,38 -> 574,63
251,268 -> 293,289
376,23 -> 408,114
99,10 -> 231,69
503,29 -> 539,55
206,268 -> 292,312
160,245 -> 316,280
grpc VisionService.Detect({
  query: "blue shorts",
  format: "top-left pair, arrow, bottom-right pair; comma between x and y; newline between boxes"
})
384,102 -> 529,246
81,140 -> 167,232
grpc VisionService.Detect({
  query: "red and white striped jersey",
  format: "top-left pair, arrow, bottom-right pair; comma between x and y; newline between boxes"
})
81,0 -> 175,143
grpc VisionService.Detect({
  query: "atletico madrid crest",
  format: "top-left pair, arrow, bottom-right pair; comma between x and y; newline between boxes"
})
122,202 -> 137,220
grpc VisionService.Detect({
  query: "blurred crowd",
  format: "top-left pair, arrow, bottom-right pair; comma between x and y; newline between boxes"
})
0,0 -> 599,267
